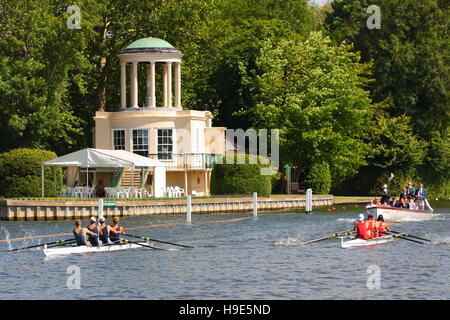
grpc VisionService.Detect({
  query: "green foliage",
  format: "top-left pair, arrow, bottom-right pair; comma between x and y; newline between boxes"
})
0,149 -> 63,197
251,31 -> 373,186
305,162 -> 332,194
325,0 -> 449,195
211,154 -> 274,197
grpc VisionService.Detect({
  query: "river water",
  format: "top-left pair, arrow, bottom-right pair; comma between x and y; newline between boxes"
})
0,201 -> 449,300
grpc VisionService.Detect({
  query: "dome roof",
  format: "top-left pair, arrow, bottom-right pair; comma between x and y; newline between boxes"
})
119,37 -> 181,55
126,37 -> 174,49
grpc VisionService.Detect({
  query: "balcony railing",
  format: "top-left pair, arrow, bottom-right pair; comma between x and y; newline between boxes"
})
148,153 -> 222,170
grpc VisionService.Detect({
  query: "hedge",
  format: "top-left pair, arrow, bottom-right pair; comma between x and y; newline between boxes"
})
0,148 -> 63,197
305,162 -> 331,195
210,154 -> 274,197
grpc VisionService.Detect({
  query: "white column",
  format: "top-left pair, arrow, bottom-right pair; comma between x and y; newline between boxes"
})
130,61 -> 138,108
120,62 -> 127,108
162,63 -> 168,108
174,62 -> 181,108
147,62 -> 156,108
167,62 -> 173,107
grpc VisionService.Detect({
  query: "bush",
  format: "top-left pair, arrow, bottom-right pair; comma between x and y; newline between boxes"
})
305,162 -> 331,194
0,148 -> 63,197
211,154 -> 274,197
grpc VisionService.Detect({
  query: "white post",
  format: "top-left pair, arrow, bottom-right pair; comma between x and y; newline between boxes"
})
41,165 -> 45,198
253,192 -> 258,217
186,195 -> 192,223
98,198 -> 104,220
306,188 -> 313,213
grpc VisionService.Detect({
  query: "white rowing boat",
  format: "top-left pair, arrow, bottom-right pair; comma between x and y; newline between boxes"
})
340,235 -> 394,249
366,206 -> 433,222
43,241 -> 151,256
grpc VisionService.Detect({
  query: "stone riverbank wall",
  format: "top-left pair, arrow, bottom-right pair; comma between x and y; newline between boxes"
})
0,195 -> 333,221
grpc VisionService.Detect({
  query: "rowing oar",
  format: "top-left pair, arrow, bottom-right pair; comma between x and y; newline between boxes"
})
389,230 -> 432,242
124,233 -> 194,248
119,238 -> 165,250
380,232 -> 424,244
302,229 -> 355,245
2,239 -> 76,252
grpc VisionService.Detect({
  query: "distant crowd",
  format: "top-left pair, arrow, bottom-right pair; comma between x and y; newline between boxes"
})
366,182 -> 429,211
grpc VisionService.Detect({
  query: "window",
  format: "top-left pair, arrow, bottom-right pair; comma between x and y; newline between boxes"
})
132,129 -> 149,157
113,129 -> 126,150
157,129 -> 173,160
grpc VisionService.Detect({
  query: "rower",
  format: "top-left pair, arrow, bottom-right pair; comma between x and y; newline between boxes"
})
86,217 -> 102,247
73,220 -> 97,246
109,217 -> 125,243
98,217 -> 112,245
374,214 -> 391,237
354,214 -> 369,240
366,214 -> 376,239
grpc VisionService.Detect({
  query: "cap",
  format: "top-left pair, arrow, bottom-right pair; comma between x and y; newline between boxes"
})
99,217 -> 105,222
89,216 -> 96,222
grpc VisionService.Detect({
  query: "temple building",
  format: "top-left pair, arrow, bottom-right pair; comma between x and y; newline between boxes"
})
91,37 -> 226,196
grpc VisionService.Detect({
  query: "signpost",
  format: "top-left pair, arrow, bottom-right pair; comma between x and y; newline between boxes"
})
104,201 -> 117,207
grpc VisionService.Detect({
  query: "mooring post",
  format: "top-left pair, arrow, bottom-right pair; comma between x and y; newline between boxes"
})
98,198 -> 104,220
253,192 -> 258,217
186,195 -> 192,223
306,188 -> 313,213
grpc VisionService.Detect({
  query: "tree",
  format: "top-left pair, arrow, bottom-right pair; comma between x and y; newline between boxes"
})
325,0 -> 449,196
250,32 -> 374,187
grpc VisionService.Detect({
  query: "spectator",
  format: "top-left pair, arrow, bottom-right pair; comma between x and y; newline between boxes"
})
408,198 -> 417,210
95,180 -> 106,198
414,183 -> 427,211
380,184 -> 390,205
406,182 -> 415,199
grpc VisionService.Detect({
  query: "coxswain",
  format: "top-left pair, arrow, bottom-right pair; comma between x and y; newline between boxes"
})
109,217 -> 125,243
72,219 -> 97,246
374,214 -> 391,237
354,214 -> 369,240
98,217 -> 112,245
86,217 -> 102,247
366,214 -> 376,239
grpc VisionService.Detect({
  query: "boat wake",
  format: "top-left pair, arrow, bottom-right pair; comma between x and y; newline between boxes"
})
431,236 -> 450,245
273,235 -> 306,247
0,227 -> 13,251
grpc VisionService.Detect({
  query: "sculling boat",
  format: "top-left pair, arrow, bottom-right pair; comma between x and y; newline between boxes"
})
43,241 -> 152,256
366,206 -> 433,222
340,235 -> 394,249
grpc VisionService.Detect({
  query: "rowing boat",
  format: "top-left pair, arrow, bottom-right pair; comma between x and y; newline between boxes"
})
366,206 -> 433,222
340,235 -> 394,249
43,241 -> 152,256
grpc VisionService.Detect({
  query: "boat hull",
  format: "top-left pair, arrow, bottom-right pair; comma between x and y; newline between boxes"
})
43,242 -> 151,256
366,206 -> 433,222
341,235 -> 394,248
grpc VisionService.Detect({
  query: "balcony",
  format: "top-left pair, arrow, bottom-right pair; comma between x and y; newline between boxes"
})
148,153 -> 222,170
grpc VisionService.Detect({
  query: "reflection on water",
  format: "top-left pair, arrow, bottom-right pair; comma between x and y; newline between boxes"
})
0,201 -> 449,299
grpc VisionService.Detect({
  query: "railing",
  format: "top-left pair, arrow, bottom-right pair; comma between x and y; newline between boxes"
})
148,153 -> 222,170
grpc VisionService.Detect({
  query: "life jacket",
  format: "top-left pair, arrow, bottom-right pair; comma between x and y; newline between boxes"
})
109,224 -> 122,242
73,228 -> 87,246
87,224 -> 100,246
356,221 -> 369,240
366,219 -> 376,239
